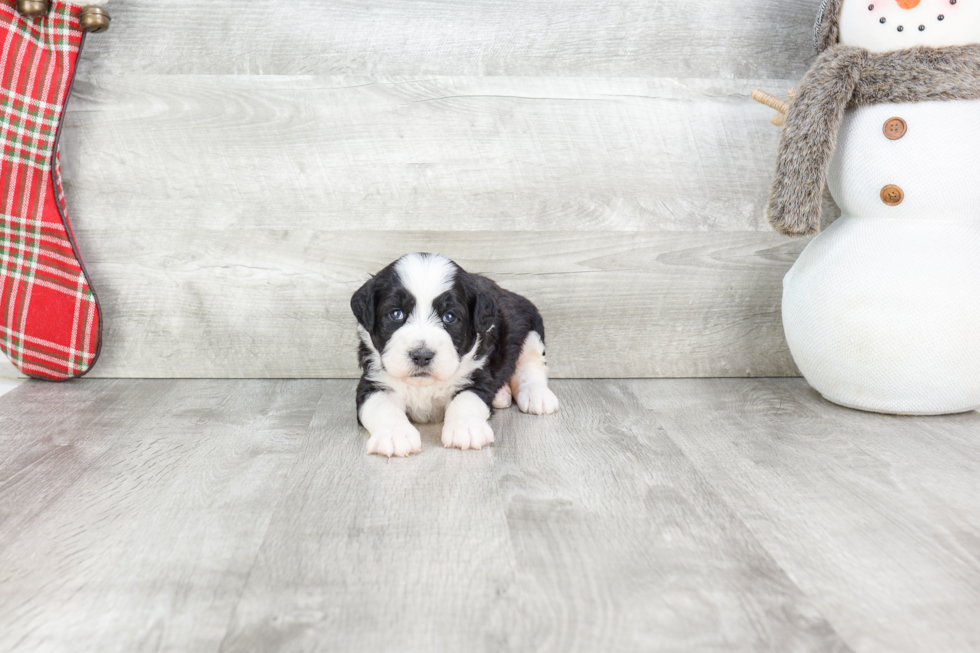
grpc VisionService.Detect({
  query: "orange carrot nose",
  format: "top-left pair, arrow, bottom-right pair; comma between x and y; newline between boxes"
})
896,0 -> 921,8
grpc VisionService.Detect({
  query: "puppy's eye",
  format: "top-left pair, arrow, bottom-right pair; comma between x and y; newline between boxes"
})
442,312 -> 457,324
389,310 -> 404,321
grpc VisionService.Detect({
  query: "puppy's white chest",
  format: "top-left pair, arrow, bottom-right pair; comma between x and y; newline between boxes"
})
399,382 -> 456,423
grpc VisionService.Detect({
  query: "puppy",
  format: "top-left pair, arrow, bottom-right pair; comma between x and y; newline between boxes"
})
351,253 -> 559,457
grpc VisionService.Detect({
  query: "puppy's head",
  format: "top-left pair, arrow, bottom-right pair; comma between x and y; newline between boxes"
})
351,253 -> 496,385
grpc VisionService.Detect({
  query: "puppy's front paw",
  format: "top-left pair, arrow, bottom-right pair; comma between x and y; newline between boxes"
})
367,423 -> 422,457
516,385 -> 559,415
442,418 -> 494,450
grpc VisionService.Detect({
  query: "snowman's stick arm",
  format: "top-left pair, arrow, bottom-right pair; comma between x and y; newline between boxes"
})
751,89 -> 796,126
752,89 -> 789,113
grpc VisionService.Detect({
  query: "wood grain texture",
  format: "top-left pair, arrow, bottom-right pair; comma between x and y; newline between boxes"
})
204,380 -> 845,652
488,380 -> 849,652
50,0 -> 835,378
219,383 -> 522,653
628,379 -> 980,653
79,0 -> 820,79
0,379 -> 324,653
0,379 -> 150,554
0,379 -> 980,653
61,76 -> 792,233
73,230 -> 806,378
3,379 -> 978,651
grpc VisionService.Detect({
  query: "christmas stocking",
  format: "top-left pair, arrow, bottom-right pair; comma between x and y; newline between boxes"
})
0,0 -> 109,379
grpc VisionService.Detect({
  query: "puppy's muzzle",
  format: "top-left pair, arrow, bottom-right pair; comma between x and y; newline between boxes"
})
409,347 -> 436,369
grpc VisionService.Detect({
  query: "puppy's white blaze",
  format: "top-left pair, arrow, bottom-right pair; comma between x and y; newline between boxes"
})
381,253 -> 460,382
395,253 -> 456,321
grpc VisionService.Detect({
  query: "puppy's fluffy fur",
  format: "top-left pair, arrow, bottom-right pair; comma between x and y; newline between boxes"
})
351,253 -> 558,457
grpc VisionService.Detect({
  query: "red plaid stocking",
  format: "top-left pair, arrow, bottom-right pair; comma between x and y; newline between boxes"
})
1,0 -> 101,379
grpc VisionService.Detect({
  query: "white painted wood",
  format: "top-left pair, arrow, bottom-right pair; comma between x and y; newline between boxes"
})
43,0 -> 837,377
80,0 -> 820,79
61,76 -> 793,233
74,229 -> 805,378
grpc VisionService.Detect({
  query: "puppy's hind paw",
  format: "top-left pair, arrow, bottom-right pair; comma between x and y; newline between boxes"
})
516,385 -> 559,415
367,423 -> 422,457
442,418 -> 494,450
492,384 -> 513,409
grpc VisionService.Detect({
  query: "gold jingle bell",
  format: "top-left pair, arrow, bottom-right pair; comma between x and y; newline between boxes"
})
17,0 -> 50,16
80,6 -> 111,33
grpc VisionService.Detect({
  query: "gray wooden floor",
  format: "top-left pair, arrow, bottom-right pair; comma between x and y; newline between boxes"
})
1,379 -> 978,653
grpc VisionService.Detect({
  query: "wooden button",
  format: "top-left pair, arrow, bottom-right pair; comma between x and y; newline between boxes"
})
883,117 -> 907,140
881,184 -> 904,206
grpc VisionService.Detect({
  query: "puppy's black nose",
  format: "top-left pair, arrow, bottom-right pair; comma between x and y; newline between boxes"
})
409,348 -> 435,367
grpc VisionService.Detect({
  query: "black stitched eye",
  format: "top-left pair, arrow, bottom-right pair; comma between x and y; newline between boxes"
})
442,313 -> 457,324
390,310 -> 404,321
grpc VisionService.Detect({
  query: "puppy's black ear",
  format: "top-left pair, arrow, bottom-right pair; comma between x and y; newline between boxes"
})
351,277 -> 377,330
473,291 -> 498,334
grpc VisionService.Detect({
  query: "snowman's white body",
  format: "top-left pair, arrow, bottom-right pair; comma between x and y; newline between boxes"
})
781,0 -> 980,414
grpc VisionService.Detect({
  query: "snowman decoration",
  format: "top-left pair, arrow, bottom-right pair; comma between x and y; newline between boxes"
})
754,0 -> 980,414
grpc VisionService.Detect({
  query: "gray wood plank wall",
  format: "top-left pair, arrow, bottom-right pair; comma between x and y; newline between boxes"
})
56,0 -> 836,378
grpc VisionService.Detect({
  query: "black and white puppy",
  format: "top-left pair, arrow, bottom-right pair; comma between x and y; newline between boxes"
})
351,253 -> 559,457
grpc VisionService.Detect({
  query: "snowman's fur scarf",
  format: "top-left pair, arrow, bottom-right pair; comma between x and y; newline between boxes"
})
768,43 -> 980,236
813,0 -> 843,53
